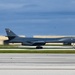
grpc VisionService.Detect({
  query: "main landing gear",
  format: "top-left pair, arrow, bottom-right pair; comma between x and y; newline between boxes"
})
36,46 -> 43,49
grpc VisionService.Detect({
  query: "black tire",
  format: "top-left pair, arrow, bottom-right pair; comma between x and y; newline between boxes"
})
36,46 -> 43,49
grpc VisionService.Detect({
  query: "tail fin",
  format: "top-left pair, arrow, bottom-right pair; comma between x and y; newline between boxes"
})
5,28 -> 17,40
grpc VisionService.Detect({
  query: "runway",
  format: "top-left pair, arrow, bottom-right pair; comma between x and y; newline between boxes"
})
0,54 -> 75,75
18,45 -> 75,49
0,48 -> 75,50
0,46 -> 75,50
0,54 -> 75,66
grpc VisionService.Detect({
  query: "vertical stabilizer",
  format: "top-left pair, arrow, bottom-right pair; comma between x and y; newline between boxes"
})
5,28 -> 17,40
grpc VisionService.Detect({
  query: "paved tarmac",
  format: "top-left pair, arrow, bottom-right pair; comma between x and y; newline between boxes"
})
0,46 -> 75,50
18,45 -> 75,49
0,54 -> 75,66
0,54 -> 75,75
0,48 -> 75,50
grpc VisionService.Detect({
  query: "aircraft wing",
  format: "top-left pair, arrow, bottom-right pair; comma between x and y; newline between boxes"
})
22,41 -> 46,46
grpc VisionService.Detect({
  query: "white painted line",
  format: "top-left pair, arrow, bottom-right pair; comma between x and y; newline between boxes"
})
0,66 -> 75,70
0,49 -> 75,50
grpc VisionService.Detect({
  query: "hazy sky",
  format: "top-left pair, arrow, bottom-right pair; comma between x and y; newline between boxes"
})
0,0 -> 75,12
0,0 -> 75,36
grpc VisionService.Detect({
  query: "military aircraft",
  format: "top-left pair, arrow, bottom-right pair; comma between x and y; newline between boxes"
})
4,28 -> 75,49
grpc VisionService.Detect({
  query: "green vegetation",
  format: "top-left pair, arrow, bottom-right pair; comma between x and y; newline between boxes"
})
0,45 -> 20,49
0,50 -> 75,53
0,45 -> 75,54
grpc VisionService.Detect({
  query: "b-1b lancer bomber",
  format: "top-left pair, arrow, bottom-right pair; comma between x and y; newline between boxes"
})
4,28 -> 75,49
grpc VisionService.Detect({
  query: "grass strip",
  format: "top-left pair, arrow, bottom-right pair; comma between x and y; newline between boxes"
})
0,50 -> 75,53
0,45 -> 18,49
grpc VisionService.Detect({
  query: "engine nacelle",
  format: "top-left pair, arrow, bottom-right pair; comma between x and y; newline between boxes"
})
32,41 -> 45,46
63,43 -> 71,45
22,43 -> 32,46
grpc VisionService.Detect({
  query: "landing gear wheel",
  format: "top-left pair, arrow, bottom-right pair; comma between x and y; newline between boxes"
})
36,46 -> 43,49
